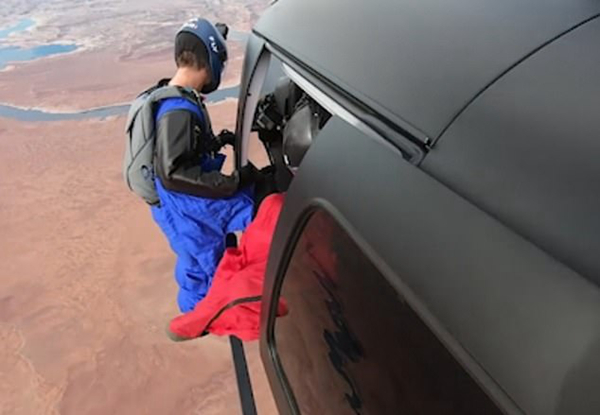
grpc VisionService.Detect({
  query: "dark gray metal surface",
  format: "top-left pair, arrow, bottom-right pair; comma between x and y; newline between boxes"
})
422,18 -> 600,285
261,117 -> 600,415
252,2 -> 600,413
235,33 -> 265,169
255,0 -> 600,139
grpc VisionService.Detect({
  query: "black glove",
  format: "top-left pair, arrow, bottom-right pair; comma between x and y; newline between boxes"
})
206,130 -> 237,155
217,129 -> 236,147
259,165 -> 276,176
238,162 -> 259,189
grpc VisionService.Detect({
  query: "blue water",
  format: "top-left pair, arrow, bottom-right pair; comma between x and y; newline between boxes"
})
0,21 -> 247,121
0,18 -> 35,39
0,44 -> 78,69
0,85 -> 241,122
0,18 -> 78,69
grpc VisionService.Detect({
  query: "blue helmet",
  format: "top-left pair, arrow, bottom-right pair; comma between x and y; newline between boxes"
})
177,18 -> 228,94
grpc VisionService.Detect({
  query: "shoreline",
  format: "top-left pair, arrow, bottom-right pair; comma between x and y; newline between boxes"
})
0,42 -> 85,73
0,92 -> 239,114
0,100 -> 132,114
0,95 -> 240,123
0,15 -> 85,72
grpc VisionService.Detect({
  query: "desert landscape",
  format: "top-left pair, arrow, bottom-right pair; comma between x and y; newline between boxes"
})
0,1 -> 275,414
0,0 -> 260,110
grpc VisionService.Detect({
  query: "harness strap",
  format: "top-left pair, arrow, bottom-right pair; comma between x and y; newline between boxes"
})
199,295 -> 263,337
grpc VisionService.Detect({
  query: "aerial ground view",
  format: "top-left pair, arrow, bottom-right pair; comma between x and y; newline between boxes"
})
3,1 -> 600,414
0,1 -> 274,414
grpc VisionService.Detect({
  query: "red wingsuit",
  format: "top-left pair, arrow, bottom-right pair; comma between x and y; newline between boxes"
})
169,193 -> 288,341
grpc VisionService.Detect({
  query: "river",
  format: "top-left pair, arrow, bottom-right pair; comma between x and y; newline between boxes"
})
0,85 -> 241,122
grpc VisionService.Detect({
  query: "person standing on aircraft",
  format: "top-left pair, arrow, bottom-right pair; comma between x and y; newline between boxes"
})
147,18 -> 259,312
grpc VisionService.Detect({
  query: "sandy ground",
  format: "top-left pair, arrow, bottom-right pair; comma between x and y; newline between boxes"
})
0,41 -> 246,111
0,0 -> 266,50
0,100 -> 276,415
0,0 -> 260,111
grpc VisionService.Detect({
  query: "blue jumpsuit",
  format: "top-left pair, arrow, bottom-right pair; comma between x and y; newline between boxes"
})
150,97 -> 253,312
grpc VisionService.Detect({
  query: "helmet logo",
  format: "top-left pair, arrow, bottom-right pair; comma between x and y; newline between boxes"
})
208,35 -> 219,54
182,19 -> 198,30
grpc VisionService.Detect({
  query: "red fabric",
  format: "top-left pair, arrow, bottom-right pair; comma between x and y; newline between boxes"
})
169,193 -> 288,341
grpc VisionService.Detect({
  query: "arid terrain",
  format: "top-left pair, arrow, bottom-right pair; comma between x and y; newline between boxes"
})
0,1 -> 276,414
0,0 -> 259,110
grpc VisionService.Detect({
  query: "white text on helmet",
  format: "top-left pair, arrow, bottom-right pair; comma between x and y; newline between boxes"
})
208,35 -> 219,53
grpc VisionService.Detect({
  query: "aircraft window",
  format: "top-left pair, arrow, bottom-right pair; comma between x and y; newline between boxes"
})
251,68 -> 330,191
272,209 -> 504,414
245,54 -> 287,169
